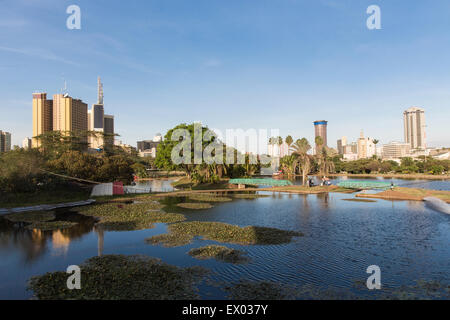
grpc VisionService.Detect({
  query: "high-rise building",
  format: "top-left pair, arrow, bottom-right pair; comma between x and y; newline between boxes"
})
357,131 -> 376,159
337,136 -> 347,155
103,114 -> 114,146
314,120 -> 328,149
382,142 -> 411,159
53,94 -> 88,133
403,107 -> 426,150
0,130 -> 11,152
32,93 -> 53,147
22,137 -> 32,149
88,104 -> 105,149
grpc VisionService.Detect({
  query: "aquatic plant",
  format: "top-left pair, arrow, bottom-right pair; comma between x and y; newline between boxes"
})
146,221 -> 303,247
4,211 -> 55,223
176,203 -> 213,210
76,202 -> 185,231
188,245 -> 249,263
188,194 -> 232,202
28,254 -> 208,300
25,221 -> 78,231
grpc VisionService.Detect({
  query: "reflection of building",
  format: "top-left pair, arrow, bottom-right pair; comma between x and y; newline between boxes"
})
137,134 -> 162,158
32,93 -> 53,147
0,130 -> 11,152
52,230 -> 71,255
314,120 -> 328,148
403,107 -> 426,150
382,141 -> 411,159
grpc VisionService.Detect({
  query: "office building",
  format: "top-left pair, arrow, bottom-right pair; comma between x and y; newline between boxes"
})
137,134 -> 163,158
403,107 -> 426,150
53,93 -> 88,133
314,120 -> 328,149
103,114 -> 115,146
357,131 -> 376,159
337,136 -> 347,155
0,130 -> 11,152
32,93 -> 53,147
382,141 -> 411,159
22,137 -> 32,149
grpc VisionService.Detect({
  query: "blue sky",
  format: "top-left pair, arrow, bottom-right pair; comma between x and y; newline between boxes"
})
0,0 -> 449,148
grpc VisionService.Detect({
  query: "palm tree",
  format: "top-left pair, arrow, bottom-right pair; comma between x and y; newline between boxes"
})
285,135 -> 293,155
373,139 -> 379,158
291,138 -> 312,186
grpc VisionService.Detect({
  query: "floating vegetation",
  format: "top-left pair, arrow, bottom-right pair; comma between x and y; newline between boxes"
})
176,203 -> 213,210
341,198 -> 377,203
225,280 -> 298,300
28,254 -> 208,300
231,193 -> 270,199
4,211 -> 55,223
188,245 -> 249,264
188,194 -> 232,202
146,221 -> 302,247
25,221 -> 78,231
75,202 -> 185,231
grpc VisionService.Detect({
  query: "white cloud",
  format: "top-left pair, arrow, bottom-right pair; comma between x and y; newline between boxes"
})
0,46 -> 79,66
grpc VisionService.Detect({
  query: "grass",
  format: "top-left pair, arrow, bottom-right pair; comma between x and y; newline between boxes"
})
188,245 -> 249,264
146,221 -> 303,247
26,221 -> 78,231
4,210 -> 55,223
0,189 -> 91,208
356,187 -> 450,203
28,254 -> 208,300
176,203 -> 213,210
75,202 -> 186,231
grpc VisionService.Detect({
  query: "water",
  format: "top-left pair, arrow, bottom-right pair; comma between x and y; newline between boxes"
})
0,178 -> 449,299
134,179 -> 175,192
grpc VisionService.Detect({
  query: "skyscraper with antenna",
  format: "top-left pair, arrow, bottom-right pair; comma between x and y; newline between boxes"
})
97,76 -> 103,105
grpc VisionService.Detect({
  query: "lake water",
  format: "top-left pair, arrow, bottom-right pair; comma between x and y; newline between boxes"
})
0,177 -> 449,299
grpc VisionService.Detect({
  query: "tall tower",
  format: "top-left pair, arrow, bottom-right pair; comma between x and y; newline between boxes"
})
314,120 -> 328,149
403,107 -> 426,150
97,76 -> 103,105
32,93 -> 53,147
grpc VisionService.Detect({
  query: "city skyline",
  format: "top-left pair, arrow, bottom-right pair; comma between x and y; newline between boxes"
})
1,1 -> 450,147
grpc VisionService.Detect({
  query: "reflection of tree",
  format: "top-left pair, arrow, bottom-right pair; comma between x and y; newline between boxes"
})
316,192 -> 330,209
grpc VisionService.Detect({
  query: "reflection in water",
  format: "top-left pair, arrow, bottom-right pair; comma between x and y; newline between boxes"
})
95,226 -> 104,256
0,210 -> 96,263
316,193 -> 330,210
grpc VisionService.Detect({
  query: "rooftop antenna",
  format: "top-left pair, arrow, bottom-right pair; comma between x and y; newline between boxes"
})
61,78 -> 68,97
97,76 -> 104,105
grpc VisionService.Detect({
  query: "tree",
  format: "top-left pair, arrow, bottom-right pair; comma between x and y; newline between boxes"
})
291,138 -> 312,186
